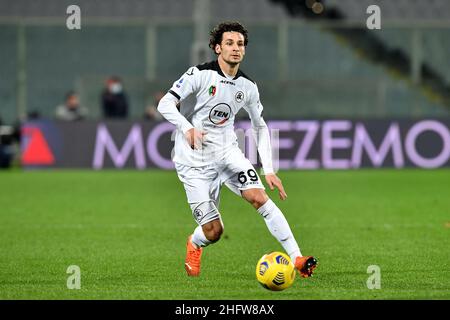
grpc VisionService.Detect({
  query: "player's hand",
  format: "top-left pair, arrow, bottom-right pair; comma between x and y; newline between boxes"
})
265,173 -> 287,200
185,128 -> 207,150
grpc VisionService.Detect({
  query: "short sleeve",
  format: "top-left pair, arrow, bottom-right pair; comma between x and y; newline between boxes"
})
168,66 -> 200,101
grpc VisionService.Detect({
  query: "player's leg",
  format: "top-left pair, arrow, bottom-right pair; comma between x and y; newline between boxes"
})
240,187 -> 301,261
190,201 -> 224,246
175,163 -> 223,276
221,149 -> 317,277
241,188 -> 317,278
185,216 -> 223,277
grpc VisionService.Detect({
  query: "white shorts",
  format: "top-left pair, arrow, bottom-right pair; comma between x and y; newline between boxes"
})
175,147 -> 265,223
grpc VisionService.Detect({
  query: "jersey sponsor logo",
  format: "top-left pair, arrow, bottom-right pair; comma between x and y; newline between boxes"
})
235,91 -> 244,103
220,80 -> 235,86
208,85 -> 216,96
209,103 -> 231,125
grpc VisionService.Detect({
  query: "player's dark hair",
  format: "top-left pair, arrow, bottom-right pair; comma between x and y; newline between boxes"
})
209,21 -> 249,54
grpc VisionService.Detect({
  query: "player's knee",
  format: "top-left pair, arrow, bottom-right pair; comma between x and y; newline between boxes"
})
245,190 -> 269,209
202,222 -> 223,242
205,228 -> 222,243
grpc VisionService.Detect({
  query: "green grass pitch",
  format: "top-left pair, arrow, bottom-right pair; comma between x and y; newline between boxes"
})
0,169 -> 449,299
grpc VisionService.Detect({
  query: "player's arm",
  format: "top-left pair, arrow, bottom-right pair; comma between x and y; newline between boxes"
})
245,88 -> 287,200
157,67 -> 205,149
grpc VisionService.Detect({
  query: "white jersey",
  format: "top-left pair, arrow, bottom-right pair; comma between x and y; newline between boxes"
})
167,60 -> 265,168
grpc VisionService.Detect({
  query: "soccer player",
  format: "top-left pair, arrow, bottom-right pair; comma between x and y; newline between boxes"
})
157,21 -> 317,278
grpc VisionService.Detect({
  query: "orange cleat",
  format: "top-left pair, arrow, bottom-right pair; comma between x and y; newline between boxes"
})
294,256 -> 318,278
185,235 -> 203,277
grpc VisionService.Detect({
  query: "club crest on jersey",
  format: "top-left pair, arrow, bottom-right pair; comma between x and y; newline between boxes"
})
194,208 -> 203,221
208,85 -> 216,97
235,91 -> 244,103
209,103 -> 231,125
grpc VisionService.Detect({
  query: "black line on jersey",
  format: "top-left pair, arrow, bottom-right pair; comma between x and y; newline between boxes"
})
168,89 -> 181,100
196,60 -> 225,77
186,68 -> 194,76
234,69 -> 255,83
196,60 -> 255,83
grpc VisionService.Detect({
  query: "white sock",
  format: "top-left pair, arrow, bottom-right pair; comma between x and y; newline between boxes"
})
257,199 -> 302,261
191,225 -> 212,248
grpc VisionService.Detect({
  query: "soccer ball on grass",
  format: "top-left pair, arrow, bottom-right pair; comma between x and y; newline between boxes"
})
256,252 -> 296,291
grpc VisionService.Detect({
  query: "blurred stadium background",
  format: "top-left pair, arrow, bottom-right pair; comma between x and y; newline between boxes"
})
1,0 -> 450,169
1,0 -> 450,122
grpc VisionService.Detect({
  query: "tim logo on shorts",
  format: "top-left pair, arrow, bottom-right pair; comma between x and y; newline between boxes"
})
209,103 -> 231,125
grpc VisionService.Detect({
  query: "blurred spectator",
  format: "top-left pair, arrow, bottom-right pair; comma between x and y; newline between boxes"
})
55,91 -> 88,121
0,115 -> 13,168
101,76 -> 129,119
0,145 -> 12,168
143,91 -> 164,121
